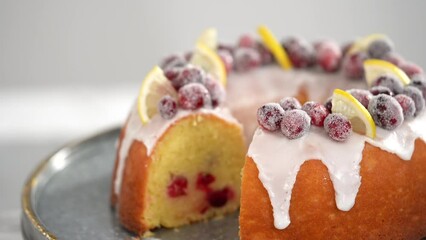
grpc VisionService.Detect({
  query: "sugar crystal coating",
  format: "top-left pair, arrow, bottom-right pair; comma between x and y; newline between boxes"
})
256,42 -> 274,65
178,83 -> 212,110
315,40 -> 342,72
324,113 -> 352,142
368,94 -> 404,130
279,97 -> 302,111
161,54 -> 187,71
280,110 -> 311,139
218,50 -> 234,74
409,74 -> 426,99
347,89 -> 372,109
233,47 -> 261,72
394,94 -> 416,119
238,34 -> 257,48
324,97 -> 333,113
282,37 -> 315,68
343,52 -> 368,79
372,75 -> 404,94
400,62 -> 424,78
158,95 -> 178,119
367,39 -> 393,59
403,86 -> 425,115
370,86 -> 394,96
169,65 -> 206,90
204,75 -> 225,107
257,103 -> 285,131
302,101 -> 329,127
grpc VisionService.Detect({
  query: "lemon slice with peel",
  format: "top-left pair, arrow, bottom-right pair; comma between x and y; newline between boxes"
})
347,33 -> 390,55
363,59 -> 411,87
196,28 -> 218,50
138,66 -> 177,124
190,43 -> 227,86
257,25 -> 293,70
332,89 -> 376,139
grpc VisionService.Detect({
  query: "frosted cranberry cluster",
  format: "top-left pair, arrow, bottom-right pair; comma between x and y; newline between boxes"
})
257,97 -> 352,142
157,65 -> 225,120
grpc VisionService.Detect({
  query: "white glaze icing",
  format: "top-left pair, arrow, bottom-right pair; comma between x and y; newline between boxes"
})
248,111 -> 426,229
113,103 -> 240,195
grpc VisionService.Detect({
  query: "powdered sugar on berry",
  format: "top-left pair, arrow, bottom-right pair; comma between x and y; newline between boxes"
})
248,111 -> 426,230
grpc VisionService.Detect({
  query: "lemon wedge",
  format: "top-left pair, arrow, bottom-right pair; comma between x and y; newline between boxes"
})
257,25 -> 292,70
190,43 -> 227,86
347,33 -> 390,55
332,89 -> 376,139
363,59 -> 411,87
196,28 -> 218,50
138,66 -> 177,124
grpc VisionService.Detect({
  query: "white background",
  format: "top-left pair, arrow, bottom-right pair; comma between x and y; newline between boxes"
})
1,1 -> 426,239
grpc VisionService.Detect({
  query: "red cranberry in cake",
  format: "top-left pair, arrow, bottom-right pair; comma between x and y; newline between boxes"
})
403,86 -> 425,115
324,113 -> 352,142
370,86 -> 394,96
280,109 -> 311,139
257,103 -> 285,131
315,40 -> 342,72
207,187 -> 234,208
282,37 -> 315,68
343,52 -> 368,79
178,83 -> 212,110
409,74 -> 426,99
279,97 -> 301,111
347,89 -> 372,109
383,52 -> 404,67
170,65 -> 206,90
400,62 -> 424,78
158,96 -> 178,119
324,97 -> 333,113
367,39 -> 393,59
167,176 -> 188,198
368,94 -> 404,130
196,172 -> 215,192
161,54 -> 187,71
233,47 -> 261,72
218,50 -> 234,74
238,34 -> 257,48
394,94 -> 416,119
372,75 -> 404,94
204,75 -> 225,108
256,42 -> 274,65
302,101 -> 329,127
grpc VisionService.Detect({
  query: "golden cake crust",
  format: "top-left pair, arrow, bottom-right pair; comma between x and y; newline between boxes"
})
240,140 -> 426,240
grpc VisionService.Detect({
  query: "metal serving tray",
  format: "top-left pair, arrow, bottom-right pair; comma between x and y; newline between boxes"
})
21,128 -> 239,240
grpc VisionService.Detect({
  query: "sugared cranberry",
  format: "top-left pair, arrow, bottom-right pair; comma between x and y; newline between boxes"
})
343,52 -> 368,79
302,101 -> 329,127
161,54 -> 187,71
315,40 -> 342,72
282,37 -> 315,68
196,172 -> 215,192
158,96 -> 178,119
368,94 -> 404,130
256,42 -> 274,65
409,74 -> 426,99
167,176 -> 188,198
279,97 -> 301,111
372,75 -> 404,94
233,47 -> 261,72
280,110 -> 311,139
347,89 -> 372,109
238,34 -> 256,48
400,62 -> 424,78
367,39 -> 393,59
204,75 -> 225,108
257,103 -> 285,131
218,43 -> 234,55
324,97 -> 333,113
164,67 -> 182,83
394,94 -> 416,119
184,51 -> 193,62
383,52 -> 404,67
207,187 -> 233,208
341,42 -> 353,56
324,113 -> 352,142
218,50 -> 234,74
403,86 -> 425,116
178,83 -> 212,110
170,65 -> 206,90
370,86 -> 394,96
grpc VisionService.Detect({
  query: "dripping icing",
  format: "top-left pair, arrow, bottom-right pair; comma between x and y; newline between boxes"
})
247,111 -> 426,229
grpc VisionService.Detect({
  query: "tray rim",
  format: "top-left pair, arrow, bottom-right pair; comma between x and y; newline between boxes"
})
20,127 -> 121,240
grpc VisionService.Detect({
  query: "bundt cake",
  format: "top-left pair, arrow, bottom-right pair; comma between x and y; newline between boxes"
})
111,26 -> 426,238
